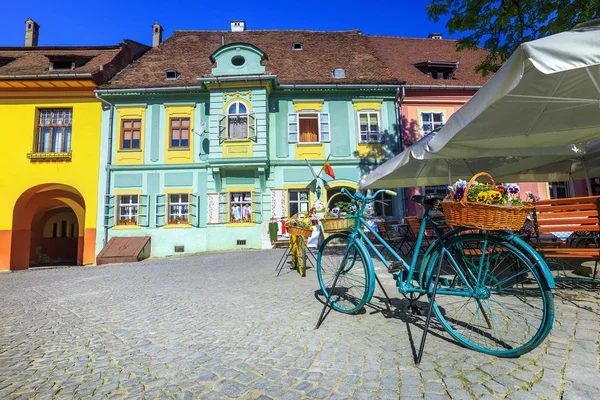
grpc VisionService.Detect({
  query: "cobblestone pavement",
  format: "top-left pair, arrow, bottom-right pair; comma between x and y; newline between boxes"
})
1,249 -> 599,399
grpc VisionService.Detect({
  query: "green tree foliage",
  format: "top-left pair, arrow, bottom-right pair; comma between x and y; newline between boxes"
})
427,0 -> 600,75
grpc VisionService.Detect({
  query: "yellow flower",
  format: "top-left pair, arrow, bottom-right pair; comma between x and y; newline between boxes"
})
488,190 -> 502,203
477,191 -> 488,202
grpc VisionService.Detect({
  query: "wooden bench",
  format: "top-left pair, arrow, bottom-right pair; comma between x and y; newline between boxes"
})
531,195 -> 600,282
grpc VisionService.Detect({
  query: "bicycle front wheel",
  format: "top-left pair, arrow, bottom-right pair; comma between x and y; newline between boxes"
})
317,233 -> 375,314
425,234 -> 554,357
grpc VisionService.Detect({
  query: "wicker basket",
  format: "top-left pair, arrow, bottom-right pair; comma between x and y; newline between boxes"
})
287,225 -> 313,238
443,172 -> 533,231
321,217 -> 356,233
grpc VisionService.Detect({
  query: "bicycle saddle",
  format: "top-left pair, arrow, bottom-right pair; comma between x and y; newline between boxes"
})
411,194 -> 445,210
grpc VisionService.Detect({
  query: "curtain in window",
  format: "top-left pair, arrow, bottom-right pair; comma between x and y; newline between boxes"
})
228,116 -> 248,139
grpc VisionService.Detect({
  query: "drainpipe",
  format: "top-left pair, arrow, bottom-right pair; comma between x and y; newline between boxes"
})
94,92 -> 115,248
395,86 -> 408,219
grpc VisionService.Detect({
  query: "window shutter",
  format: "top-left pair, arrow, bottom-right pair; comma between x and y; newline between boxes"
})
103,195 -> 115,228
270,189 -> 287,220
218,113 -> 227,144
252,190 -> 262,223
249,113 -> 257,143
288,113 -> 298,143
155,194 -> 166,227
139,194 -> 149,227
319,112 -> 330,142
207,193 -> 219,224
218,192 -> 228,223
190,193 -> 199,227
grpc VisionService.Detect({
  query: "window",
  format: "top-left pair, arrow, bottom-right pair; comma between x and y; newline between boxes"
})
288,190 -> 310,216
358,111 -> 381,143
61,221 -> 67,238
165,70 -> 180,80
288,112 -> 329,143
424,185 -> 447,196
170,118 -> 190,148
231,56 -> 245,66
292,42 -> 303,50
332,68 -> 346,79
117,195 -> 139,225
168,193 -> 190,224
227,102 -> 248,140
229,191 -> 253,223
421,112 -> 444,136
121,119 -> 141,149
36,109 -> 72,153
373,192 -> 393,217
549,181 -> 570,199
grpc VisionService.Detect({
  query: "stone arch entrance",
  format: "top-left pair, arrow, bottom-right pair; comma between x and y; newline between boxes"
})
10,184 -> 87,270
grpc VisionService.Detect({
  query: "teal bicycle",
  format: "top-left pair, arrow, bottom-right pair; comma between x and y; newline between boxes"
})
316,188 -> 555,359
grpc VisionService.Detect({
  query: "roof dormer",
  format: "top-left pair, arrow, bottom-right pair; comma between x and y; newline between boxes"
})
47,55 -> 93,71
0,57 -> 15,68
413,60 -> 459,80
209,43 -> 267,76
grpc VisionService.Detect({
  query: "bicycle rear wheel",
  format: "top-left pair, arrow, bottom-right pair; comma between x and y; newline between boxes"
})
317,233 -> 375,314
425,234 -> 554,357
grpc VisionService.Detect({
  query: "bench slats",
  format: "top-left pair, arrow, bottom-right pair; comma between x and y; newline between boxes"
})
536,210 -> 598,219
535,203 -> 598,212
535,195 -> 600,206
537,217 -> 599,226
538,225 -> 600,232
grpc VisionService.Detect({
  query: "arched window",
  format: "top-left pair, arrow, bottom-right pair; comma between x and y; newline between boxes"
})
227,101 -> 248,139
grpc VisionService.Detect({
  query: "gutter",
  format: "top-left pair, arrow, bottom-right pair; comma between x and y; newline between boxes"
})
95,86 -> 204,94
94,92 -> 115,249
279,83 -> 401,90
0,73 -> 94,79
199,75 -> 279,83
401,84 -> 482,90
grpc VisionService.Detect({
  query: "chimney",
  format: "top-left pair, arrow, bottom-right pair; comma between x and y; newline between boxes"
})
231,20 -> 246,32
25,18 -> 40,47
152,22 -> 163,47
428,33 -> 443,40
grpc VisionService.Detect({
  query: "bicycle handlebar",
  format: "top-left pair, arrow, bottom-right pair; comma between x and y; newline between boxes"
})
341,187 -> 397,202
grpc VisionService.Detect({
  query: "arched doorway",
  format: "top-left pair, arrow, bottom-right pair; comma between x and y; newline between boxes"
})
326,186 -> 356,211
10,184 -> 86,270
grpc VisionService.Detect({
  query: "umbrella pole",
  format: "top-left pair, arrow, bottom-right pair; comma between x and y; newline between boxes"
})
447,161 -> 452,186
582,157 -> 593,196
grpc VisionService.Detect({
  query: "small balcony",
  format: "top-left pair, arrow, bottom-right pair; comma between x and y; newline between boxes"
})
27,152 -> 72,161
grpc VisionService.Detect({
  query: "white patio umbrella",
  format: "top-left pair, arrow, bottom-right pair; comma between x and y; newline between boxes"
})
496,141 -> 600,193
359,132 -> 588,189
425,24 -> 600,158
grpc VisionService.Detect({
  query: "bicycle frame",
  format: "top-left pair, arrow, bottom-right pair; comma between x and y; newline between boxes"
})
340,188 -> 555,298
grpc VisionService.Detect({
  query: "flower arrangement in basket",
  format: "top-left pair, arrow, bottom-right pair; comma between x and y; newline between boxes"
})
443,172 -> 535,231
321,198 -> 358,233
285,213 -> 313,238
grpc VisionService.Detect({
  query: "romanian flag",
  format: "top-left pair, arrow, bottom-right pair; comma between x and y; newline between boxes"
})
323,160 -> 335,179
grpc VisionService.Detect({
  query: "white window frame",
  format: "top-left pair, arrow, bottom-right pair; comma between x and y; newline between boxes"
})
117,194 -> 139,225
227,101 -> 249,140
288,190 -> 310,216
228,191 -> 253,223
357,110 -> 381,143
288,111 -> 330,143
37,109 -> 73,153
420,111 -> 444,136
168,193 -> 190,224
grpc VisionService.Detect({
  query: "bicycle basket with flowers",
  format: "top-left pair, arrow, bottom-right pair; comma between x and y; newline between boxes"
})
321,196 -> 358,233
443,172 -> 535,230
285,213 -> 314,237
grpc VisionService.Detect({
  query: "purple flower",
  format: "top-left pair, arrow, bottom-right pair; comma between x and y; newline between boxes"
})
507,184 -> 520,195
454,187 -> 464,200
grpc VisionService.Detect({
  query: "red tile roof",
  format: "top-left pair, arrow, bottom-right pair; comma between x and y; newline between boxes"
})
0,41 -> 150,85
101,30 -> 491,89
367,35 -> 491,86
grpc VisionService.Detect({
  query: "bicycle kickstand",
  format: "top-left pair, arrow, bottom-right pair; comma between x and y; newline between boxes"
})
416,251 -> 445,364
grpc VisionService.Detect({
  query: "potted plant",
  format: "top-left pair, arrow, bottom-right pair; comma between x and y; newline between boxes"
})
117,218 -> 127,226
169,216 -> 178,225
126,216 -> 137,225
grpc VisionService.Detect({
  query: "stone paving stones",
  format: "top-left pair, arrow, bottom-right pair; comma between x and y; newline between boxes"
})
0,249 -> 599,399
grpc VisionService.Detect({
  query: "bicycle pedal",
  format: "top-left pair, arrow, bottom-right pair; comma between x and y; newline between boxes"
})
387,261 -> 404,273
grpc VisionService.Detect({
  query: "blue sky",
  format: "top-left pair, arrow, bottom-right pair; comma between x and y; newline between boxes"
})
1,0 -> 456,47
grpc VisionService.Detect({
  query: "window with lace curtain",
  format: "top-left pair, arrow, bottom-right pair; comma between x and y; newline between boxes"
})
35,109 -> 72,153
227,101 -> 248,139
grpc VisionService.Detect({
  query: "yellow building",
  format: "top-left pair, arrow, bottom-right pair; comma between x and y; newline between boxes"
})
0,19 -> 148,270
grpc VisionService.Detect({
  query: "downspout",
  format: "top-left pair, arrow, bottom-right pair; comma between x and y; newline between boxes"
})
396,87 -> 408,219
94,92 -> 115,248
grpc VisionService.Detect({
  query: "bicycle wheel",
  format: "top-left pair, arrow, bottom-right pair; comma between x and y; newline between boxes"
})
424,234 -> 554,357
317,233 -> 375,314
